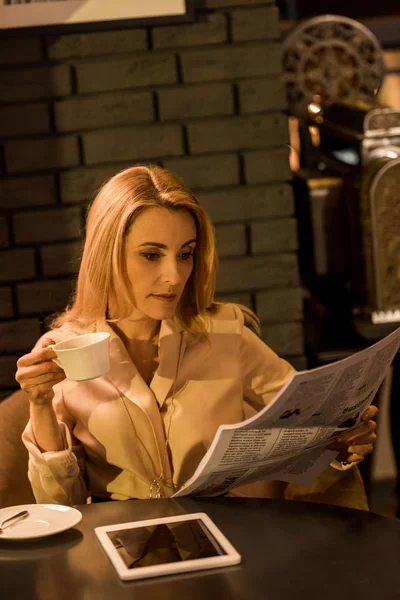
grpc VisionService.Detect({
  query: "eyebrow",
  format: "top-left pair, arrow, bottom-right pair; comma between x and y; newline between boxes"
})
137,239 -> 197,249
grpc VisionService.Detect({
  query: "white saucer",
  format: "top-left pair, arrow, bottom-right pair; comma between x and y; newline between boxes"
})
0,504 -> 82,540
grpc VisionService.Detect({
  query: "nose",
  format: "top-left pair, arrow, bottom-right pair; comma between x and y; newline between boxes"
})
162,258 -> 181,286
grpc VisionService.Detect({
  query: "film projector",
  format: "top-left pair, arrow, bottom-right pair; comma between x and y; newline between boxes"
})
282,15 -> 400,344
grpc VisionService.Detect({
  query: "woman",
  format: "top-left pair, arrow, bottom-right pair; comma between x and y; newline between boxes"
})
15,165 -> 377,505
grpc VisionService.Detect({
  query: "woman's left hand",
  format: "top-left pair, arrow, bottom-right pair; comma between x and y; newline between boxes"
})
329,405 -> 378,463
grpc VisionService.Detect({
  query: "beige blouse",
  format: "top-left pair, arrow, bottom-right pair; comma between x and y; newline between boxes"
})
22,304 -> 296,505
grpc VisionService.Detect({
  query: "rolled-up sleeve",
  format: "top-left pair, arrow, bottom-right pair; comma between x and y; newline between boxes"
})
239,323 -> 357,472
22,385 -> 88,506
240,325 -> 295,410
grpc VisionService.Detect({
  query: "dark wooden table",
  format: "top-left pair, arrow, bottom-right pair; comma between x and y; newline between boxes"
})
1,497 -> 400,600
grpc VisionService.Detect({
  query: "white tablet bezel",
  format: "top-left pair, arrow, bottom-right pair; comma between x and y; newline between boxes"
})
95,512 -> 241,581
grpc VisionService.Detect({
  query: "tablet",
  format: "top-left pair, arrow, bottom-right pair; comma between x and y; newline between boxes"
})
95,512 -> 241,581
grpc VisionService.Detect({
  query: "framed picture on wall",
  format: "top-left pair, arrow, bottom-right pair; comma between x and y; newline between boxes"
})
0,0 -> 196,35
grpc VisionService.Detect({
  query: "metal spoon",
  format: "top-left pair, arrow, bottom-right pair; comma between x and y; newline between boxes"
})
0,510 -> 29,533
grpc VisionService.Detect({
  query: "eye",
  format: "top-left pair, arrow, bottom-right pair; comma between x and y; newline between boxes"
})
180,250 -> 194,261
141,252 -> 161,261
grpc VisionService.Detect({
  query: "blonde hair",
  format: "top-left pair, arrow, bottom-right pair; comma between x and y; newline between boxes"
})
52,165 -> 259,337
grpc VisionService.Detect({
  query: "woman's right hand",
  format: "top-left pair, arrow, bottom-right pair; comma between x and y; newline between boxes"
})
15,338 -> 66,405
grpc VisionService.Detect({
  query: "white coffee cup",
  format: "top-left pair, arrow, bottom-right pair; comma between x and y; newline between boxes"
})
49,332 -> 111,382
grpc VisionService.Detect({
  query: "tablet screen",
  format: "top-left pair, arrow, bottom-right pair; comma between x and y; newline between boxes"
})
106,518 -> 227,569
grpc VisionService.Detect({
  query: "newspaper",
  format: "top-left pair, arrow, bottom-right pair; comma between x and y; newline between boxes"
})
172,326 -> 400,497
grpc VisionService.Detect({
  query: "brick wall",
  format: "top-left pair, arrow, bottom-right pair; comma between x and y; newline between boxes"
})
0,0 -> 305,400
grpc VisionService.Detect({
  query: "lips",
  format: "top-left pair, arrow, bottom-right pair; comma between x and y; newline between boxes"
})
151,294 -> 177,302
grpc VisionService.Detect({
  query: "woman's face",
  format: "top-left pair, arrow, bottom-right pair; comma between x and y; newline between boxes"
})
124,207 -> 197,321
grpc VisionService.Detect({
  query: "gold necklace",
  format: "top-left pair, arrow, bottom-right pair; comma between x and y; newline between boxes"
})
114,333 -> 183,499
148,333 -> 183,498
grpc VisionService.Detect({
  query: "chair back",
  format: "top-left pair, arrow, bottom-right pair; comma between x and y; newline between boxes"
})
0,390 -> 35,508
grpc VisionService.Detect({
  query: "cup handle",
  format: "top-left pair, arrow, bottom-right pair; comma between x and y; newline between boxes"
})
47,344 -> 63,370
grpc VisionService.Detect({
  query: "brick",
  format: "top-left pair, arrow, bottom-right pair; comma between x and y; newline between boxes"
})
60,164 -> 127,204
0,176 -> 57,209
158,83 -> 233,121
238,77 -> 287,114
0,103 -> 51,138
54,91 -> 154,133
76,54 -> 177,94
215,224 -> 246,256
83,124 -> 183,165
231,6 -> 280,42
180,43 -> 282,83
251,218 -> 298,254
217,254 -> 299,293
17,279 -> 74,315
0,37 -> 42,65
41,241 -> 83,277
188,113 -> 288,153
0,249 -> 36,283
0,65 -> 71,102
256,288 -> 302,323
215,292 -> 252,309
261,322 -> 304,356
204,0 -> 275,7
14,207 -> 82,244
0,356 -> 19,387
244,148 -> 292,184
4,136 -> 80,173
153,13 -> 227,48
0,287 -> 13,318
164,154 -> 239,189
0,319 -> 41,353
198,183 -> 294,223
0,217 -> 8,248
46,29 -> 147,60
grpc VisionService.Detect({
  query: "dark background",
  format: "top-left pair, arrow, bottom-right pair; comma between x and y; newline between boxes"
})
277,0 -> 399,20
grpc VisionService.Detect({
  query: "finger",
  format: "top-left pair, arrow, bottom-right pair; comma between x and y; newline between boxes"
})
336,449 -> 368,463
25,359 -> 62,376
336,437 -> 376,456
347,421 -> 376,443
18,375 -> 65,397
19,371 -> 65,391
346,432 -> 377,447
346,421 -> 377,444
38,339 -> 58,361
361,405 -> 378,421
330,430 -> 367,449
337,443 -> 374,463
16,360 -> 64,383
333,433 -> 377,453
41,337 -> 56,349
347,443 -> 374,458
330,435 -> 376,452
336,421 -> 376,445
17,346 -> 58,368
340,453 -> 364,463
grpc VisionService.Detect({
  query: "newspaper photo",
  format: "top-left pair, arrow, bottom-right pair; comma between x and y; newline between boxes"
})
173,326 -> 400,497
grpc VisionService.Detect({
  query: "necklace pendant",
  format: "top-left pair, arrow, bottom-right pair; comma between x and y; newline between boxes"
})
150,479 -> 162,499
